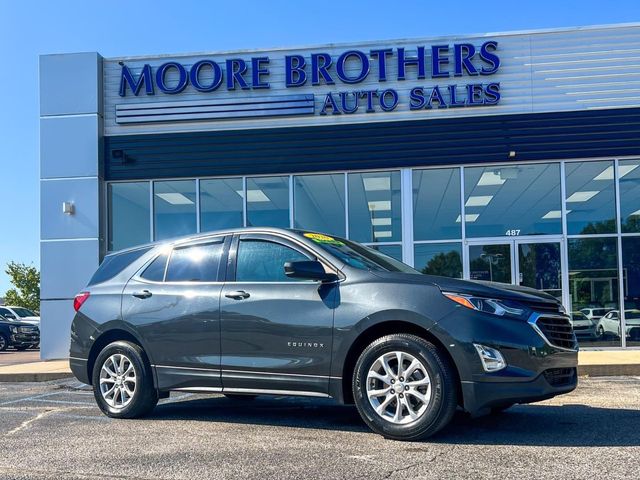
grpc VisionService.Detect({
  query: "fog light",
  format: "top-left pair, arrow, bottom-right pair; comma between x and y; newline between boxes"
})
473,344 -> 506,372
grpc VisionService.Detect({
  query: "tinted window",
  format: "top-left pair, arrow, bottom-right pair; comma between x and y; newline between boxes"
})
165,242 -> 224,282
11,308 -> 36,317
301,232 -> 418,274
413,168 -> 461,241
140,253 -> 169,282
236,240 -> 310,282
108,182 -> 150,251
89,248 -> 152,286
0,308 -> 11,316
154,180 -> 197,241
294,174 -> 346,237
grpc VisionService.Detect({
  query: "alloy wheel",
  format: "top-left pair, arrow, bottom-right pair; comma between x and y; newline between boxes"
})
99,353 -> 137,409
366,351 -> 432,425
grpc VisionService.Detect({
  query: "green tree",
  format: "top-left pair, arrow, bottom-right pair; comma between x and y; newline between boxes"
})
4,262 -> 40,312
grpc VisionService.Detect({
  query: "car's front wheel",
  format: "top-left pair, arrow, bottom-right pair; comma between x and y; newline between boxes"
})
352,333 -> 457,441
92,341 -> 158,418
0,333 -> 8,352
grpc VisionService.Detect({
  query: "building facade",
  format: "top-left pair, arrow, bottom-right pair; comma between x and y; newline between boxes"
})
40,23 -> 640,359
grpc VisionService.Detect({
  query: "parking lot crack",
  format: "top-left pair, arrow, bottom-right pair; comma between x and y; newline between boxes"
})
5,407 -> 68,436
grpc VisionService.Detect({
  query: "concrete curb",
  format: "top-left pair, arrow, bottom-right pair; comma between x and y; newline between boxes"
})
0,372 -> 73,382
578,364 -> 640,377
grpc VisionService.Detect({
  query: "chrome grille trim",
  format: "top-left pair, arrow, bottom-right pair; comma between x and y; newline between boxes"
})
528,312 -> 578,352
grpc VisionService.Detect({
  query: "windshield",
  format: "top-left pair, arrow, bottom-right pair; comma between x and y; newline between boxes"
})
11,307 -> 36,317
300,232 -> 419,274
572,312 -> 588,320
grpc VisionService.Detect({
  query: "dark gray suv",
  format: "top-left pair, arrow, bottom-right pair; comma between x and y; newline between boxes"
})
70,228 -> 578,441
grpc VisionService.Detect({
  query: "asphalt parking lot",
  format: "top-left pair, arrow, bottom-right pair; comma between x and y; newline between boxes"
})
0,377 -> 639,480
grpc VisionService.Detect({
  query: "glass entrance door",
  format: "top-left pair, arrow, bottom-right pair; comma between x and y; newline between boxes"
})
466,238 -> 564,303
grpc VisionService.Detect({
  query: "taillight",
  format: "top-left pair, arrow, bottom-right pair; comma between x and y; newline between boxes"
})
74,292 -> 90,312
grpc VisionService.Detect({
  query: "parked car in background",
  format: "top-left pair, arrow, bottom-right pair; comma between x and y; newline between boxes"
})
70,228 -> 578,441
598,310 -> 640,340
570,311 -> 598,339
0,306 -> 40,326
580,308 -> 607,322
0,315 -> 40,351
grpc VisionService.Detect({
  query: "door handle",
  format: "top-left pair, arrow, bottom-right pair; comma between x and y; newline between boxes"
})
225,290 -> 250,300
132,290 -> 152,299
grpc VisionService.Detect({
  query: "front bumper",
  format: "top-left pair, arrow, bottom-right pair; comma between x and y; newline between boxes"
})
10,333 -> 40,347
461,366 -> 577,414
432,306 -> 579,415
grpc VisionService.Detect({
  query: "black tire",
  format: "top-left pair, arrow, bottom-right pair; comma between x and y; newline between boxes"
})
15,345 -> 30,351
0,334 -> 8,352
224,394 -> 258,400
352,333 -> 457,441
92,341 -> 158,419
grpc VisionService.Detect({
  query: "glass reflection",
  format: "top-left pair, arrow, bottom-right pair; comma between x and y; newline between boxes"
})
469,244 -> 511,283
518,242 -> 562,301
565,161 -> 616,235
154,180 -> 197,241
568,238 -> 620,347
414,243 -> 462,278
200,178 -> 243,232
370,244 -> 402,262
294,174 -> 345,236
348,171 -> 401,243
622,236 -> 640,346
464,163 -> 561,238
108,182 -> 150,251
246,176 -> 290,228
619,159 -> 640,233
413,168 -> 461,240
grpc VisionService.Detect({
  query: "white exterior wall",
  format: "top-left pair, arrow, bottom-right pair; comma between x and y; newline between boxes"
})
39,53 -> 103,359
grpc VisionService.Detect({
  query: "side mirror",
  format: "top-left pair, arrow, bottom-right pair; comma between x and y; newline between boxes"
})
284,260 -> 338,283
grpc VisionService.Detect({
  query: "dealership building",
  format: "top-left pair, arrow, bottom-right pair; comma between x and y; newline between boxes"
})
39,23 -> 640,359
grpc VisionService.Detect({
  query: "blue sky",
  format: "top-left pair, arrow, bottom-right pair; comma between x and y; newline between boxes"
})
0,0 -> 638,294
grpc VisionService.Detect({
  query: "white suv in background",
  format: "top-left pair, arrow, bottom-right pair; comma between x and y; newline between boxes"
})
0,306 -> 40,326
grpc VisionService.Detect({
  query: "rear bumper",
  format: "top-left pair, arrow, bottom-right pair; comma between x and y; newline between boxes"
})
461,367 -> 577,415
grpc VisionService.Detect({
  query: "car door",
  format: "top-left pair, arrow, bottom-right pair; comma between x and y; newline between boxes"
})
602,312 -> 618,335
121,235 -> 229,391
220,233 -> 338,396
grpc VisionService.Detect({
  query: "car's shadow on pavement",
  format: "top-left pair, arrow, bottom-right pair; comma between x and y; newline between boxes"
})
148,395 -> 640,446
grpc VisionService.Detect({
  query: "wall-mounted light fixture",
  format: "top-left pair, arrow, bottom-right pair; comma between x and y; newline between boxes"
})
62,202 -> 75,215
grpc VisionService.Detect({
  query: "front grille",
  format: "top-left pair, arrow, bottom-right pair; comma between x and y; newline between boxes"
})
535,316 -> 577,350
522,300 -> 563,314
543,367 -> 576,387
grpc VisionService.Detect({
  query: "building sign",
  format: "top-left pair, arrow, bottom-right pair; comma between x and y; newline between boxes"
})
117,41 -> 501,122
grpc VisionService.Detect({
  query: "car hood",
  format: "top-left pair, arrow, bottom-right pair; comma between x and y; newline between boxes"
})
369,271 -> 560,305
0,320 -> 39,328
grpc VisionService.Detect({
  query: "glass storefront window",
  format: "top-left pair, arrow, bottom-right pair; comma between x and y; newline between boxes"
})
622,236 -> 640,346
246,176 -> 290,228
468,244 -> 512,283
619,159 -> 640,233
464,163 -> 562,238
294,174 -> 346,236
568,238 -> 620,347
414,243 -> 462,278
200,178 -> 243,232
153,180 -> 197,241
348,171 -> 401,243
370,244 -> 403,262
565,161 -> 617,235
413,168 -> 461,241
108,182 -> 150,251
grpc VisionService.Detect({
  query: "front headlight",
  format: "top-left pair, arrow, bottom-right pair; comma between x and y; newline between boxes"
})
9,326 -> 18,333
443,292 -> 528,319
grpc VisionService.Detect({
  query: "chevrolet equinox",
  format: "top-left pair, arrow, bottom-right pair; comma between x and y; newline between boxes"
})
70,228 -> 578,441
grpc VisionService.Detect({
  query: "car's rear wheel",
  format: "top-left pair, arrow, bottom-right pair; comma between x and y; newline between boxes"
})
0,334 -> 8,352
352,333 -> 457,441
92,341 -> 158,418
